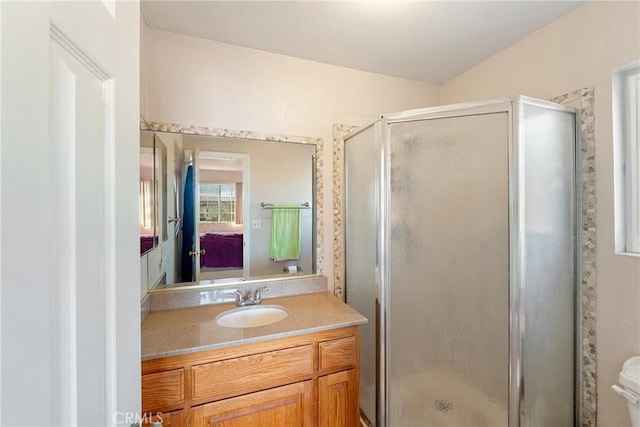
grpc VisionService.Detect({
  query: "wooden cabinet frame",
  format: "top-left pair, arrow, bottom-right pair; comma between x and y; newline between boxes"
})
142,326 -> 361,426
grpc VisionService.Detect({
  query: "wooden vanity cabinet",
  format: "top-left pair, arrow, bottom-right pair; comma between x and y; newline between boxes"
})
142,326 -> 360,427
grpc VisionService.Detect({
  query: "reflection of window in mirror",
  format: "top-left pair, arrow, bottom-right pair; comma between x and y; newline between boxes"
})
200,183 -> 237,223
140,141 -> 156,255
140,178 -> 154,229
140,131 -> 169,255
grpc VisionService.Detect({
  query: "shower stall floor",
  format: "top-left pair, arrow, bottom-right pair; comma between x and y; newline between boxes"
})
390,367 -> 508,426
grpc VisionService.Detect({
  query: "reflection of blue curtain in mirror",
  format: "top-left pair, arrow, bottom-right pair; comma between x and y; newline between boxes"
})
181,165 -> 195,282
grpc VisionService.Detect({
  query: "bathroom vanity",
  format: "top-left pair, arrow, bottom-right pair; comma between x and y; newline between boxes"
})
141,292 -> 366,426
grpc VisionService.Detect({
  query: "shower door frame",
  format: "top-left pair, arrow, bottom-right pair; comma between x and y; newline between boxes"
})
382,100 -> 517,427
342,119 -> 386,426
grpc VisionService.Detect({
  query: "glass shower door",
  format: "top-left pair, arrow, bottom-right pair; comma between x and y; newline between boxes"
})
386,113 -> 510,426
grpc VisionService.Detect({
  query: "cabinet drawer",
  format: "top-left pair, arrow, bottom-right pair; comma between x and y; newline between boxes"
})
192,344 -> 314,402
142,369 -> 184,412
319,336 -> 356,371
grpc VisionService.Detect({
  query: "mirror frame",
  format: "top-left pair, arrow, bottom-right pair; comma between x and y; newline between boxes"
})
140,117 -> 324,290
331,124 -> 360,301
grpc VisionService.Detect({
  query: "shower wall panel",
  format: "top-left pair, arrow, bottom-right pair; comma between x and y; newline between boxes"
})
344,124 -> 378,425
520,104 -> 576,426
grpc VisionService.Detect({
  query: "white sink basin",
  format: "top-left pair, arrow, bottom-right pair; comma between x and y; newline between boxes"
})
216,305 -> 288,328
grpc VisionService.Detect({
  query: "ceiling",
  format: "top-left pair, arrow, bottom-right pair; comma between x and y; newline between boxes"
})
141,0 -> 585,85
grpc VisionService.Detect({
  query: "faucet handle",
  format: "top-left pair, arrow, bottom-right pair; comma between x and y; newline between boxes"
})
234,290 -> 245,306
253,287 -> 269,304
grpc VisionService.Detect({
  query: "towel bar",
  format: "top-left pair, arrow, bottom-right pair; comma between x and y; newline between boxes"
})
260,202 -> 310,209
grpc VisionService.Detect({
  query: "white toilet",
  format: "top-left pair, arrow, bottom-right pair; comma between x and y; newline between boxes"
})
613,356 -> 640,427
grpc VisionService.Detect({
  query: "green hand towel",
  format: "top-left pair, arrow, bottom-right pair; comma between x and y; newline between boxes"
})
269,205 -> 301,261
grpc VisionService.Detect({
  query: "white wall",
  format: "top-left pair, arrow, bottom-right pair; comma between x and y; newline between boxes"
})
140,12 -> 149,120
144,24 -> 441,289
440,2 -> 640,425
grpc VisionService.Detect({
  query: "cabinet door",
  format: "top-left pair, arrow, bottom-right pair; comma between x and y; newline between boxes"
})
192,380 -> 313,427
142,410 -> 184,427
318,370 -> 359,427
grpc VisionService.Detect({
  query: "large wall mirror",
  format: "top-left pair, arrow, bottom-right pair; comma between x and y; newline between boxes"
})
139,122 -> 323,291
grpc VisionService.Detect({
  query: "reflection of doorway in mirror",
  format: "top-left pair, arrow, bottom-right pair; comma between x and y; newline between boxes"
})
197,151 -> 250,281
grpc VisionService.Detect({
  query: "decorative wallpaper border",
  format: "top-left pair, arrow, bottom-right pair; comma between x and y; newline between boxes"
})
332,87 -> 597,425
141,119 -> 325,277
552,87 -> 598,427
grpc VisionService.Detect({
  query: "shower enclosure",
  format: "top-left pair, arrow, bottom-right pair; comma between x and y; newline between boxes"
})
344,97 -> 578,426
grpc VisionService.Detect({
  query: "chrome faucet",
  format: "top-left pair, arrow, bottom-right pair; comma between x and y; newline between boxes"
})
234,287 -> 269,306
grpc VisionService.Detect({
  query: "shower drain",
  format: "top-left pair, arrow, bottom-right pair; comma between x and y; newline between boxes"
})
433,399 -> 453,414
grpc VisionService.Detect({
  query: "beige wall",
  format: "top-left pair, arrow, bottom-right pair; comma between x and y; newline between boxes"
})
200,170 -> 242,183
143,24 -> 441,288
440,2 -> 640,425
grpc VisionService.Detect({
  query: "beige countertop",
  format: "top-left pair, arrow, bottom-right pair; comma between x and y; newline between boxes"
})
141,291 -> 368,361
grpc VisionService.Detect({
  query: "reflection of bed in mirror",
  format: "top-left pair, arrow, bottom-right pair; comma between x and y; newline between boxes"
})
140,235 -> 156,255
199,232 -> 243,280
